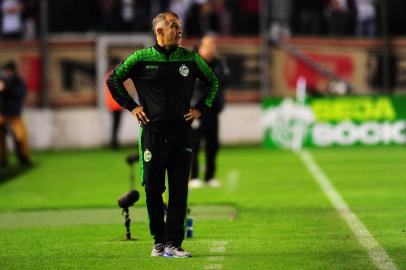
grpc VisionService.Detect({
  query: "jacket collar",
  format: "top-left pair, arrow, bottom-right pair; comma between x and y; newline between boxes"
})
154,43 -> 178,57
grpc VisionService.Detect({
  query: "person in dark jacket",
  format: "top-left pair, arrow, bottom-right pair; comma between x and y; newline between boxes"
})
0,60 -> 31,167
189,35 -> 230,188
107,12 -> 218,258
104,58 -> 123,150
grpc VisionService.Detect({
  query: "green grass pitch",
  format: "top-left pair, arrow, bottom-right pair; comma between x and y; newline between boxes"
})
0,145 -> 405,269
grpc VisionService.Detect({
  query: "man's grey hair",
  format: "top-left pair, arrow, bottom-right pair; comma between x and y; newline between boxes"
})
152,11 -> 179,35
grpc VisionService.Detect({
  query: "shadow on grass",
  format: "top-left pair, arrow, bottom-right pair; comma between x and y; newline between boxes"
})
0,164 -> 35,186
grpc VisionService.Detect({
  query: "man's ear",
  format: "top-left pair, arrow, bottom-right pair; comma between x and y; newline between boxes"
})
156,28 -> 164,36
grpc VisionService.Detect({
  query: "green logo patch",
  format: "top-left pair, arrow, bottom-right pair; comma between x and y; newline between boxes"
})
144,149 -> 152,162
179,64 -> 189,77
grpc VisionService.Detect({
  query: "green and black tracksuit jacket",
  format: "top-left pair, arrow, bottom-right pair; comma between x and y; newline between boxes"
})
107,44 -> 219,138
107,44 -> 219,246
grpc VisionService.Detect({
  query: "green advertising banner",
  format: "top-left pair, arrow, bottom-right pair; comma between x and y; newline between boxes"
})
262,95 -> 406,148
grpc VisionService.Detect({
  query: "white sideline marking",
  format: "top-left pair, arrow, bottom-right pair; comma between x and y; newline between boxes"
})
212,240 -> 229,245
298,150 -> 398,270
204,264 -> 223,270
209,246 -> 226,253
205,241 -> 228,270
207,256 -> 225,261
226,170 -> 239,192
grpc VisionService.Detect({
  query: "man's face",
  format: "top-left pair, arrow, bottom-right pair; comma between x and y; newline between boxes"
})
199,36 -> 217,61
159,16 -> 182,47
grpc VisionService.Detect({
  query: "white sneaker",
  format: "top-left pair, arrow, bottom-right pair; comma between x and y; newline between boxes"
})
189,178 -> 204,188
164,245 -> 192,258
151,243 -> 165,257
207,179 -> 221,188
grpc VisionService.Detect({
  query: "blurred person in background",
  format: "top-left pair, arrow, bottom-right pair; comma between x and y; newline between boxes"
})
104,58 -> 123,150
239,0 -> 259,34
184,0 -> 202,36
100,0 -> 119,31
324,0 -> 356,36
19,0 -> 38,39
107,12 -> 218,257
189,35 -> 230,188
354,0 -> 376,37
199,0 -> 229,35
150,0 -> 171,17
181,0 -> 224,37
292,0 -> 327,36
1,0 -> 24,39
269,0 -> 292,43
49,0 -> 100,32
169,0 -> 193,25
100,0 -> 151,32
0,60 -> 31,167
220,0 -> 259,35
120,0 -> 136,31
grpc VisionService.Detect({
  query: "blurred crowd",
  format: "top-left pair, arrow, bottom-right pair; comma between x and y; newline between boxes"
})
1,0 -> 259,38
270,0 -> 378,42
1,0 -> 406,40
0,0 -> 37,40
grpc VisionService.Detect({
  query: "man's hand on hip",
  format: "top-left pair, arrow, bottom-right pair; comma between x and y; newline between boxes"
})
132,106 -> 150,124
184,108 -> 202,122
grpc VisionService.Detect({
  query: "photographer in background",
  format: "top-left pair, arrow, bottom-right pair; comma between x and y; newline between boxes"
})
0,60 -> 31,167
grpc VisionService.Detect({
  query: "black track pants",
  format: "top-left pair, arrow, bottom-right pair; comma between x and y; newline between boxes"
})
191,112 -> 219,181
139,127 -> 192,246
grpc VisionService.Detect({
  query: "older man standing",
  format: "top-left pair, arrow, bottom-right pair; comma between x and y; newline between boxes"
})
107,11 -> 219,258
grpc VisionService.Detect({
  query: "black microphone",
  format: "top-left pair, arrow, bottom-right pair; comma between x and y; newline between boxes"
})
117,190 -> 140,209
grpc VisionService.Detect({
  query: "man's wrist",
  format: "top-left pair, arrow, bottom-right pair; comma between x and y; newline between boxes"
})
125,100 -> 139,112
195,103 -> 209,115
